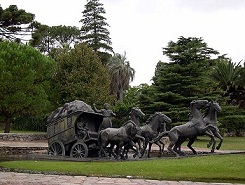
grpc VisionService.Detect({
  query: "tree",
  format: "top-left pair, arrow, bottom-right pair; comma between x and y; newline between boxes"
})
0,41 -> 56,133
54,43 -> 113,105
210,58 -> 243,90
211,58 -> 245,107
0,5 -> 35,42
30,24 -> 80,56
106,52 -> 135,103
80,0 -> 113,65
142,36 -> 221,124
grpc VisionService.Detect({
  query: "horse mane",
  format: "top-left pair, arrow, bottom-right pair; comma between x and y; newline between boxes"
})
145,112 -> 160,124
122,120 -> 136,127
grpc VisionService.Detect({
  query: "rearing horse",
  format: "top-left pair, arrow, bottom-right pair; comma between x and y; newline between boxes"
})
166,100 -> 218,156
204,100 -> 223,150
173,100 -> 223,155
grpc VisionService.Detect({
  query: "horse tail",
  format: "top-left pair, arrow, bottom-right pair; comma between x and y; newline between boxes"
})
152,131 -> 169,143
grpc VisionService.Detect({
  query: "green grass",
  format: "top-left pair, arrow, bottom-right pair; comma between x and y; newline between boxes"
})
0,154 -> 244,183
189,136 -> 245,150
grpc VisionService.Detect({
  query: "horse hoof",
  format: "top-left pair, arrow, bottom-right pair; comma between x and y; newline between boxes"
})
216,146 -> 220,150
207,144 -> 211,148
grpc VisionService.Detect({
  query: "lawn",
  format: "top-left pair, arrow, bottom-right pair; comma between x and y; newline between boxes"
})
0,133 -> 244,183
189,136 -> 245,151
0,154 -> 244,184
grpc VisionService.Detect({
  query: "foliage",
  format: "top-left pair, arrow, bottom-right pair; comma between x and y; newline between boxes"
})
80,0 -> 113,65
210,58 -> 245,108
54,43 -> 114,106
106,52 -> 135,103
0,5 -> 35,42
30,24 -> 80,56
12,116 -> 46,132
139,36 -> 222,125
1,154 -> 244,183
113,101 -> 131,128
0,41 -> 56,132
210,58 -> 243,90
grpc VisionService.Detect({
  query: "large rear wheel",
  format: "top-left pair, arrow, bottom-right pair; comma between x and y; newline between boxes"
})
70,142 -> 88,158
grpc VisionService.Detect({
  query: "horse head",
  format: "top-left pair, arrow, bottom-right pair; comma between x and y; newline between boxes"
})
130,107 -> 145,119
190,99 -> 209,109
145,112 -> 172,131
211,100 -> 222,113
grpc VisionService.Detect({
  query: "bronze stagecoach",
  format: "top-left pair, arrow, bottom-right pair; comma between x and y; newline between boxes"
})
47,100 -> 103,158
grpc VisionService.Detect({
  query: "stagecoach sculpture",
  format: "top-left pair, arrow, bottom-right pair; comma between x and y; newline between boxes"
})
46,99 -> 222,159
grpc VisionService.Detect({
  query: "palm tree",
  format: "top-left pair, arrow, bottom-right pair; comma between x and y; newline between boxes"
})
211,59 -> 244,106
210,59 -> 243,90
106,52 -> 135,103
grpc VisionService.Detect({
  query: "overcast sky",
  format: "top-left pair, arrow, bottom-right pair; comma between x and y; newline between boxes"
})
1,0 -> 245,86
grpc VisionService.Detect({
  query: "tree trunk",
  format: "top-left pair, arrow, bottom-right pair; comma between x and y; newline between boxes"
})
118,89 -> 124,103
4,116 -> 12,133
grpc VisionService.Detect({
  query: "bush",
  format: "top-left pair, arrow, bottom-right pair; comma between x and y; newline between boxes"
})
13,116 -> 47,132
220,115 -> 245,136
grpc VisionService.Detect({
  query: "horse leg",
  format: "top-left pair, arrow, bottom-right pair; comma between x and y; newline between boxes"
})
167,134 -> 180,157
135,135 -> 145,154
140,138 -> 149,158
116,142 -> 123,160
160,140 -> 164,157
109,143 -> 117,158
173,138 -> 186,155
154,141 -> 163,157
204,130 -> 216,153
187,136 -> 197,154
99,141 -> 108,158
168,140 -> 179,157
130,141 -> 139,158
214,131 -> 223,150
122,144 -> 130,159
147,142 -> 152,158
207,138 -> 213,148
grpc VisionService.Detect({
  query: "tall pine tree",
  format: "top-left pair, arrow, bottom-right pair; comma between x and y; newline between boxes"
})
140,37 -> 222,125
0,5 -> 35,42
80,0 -> 113,65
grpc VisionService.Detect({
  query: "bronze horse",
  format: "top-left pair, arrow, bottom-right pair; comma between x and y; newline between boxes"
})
123,107 -> 146,158
139,112 -> 172,158
172,100 -> 223,155
204,100 -> 223,150
97,120 -> 138,159
167,100 -> 219,156
152,100 -> 219,156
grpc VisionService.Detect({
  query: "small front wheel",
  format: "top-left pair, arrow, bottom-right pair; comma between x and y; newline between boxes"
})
70,142 -> 88,158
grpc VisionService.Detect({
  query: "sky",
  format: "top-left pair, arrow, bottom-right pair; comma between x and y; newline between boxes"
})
1,0 -> 245,86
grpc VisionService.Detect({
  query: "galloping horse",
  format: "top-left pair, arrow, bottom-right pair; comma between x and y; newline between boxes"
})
204,100 -> 223,150
98,120 -> 138,159
122,107 -> 146,158
139,112 -> 172,158
166,100 -> 218,156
